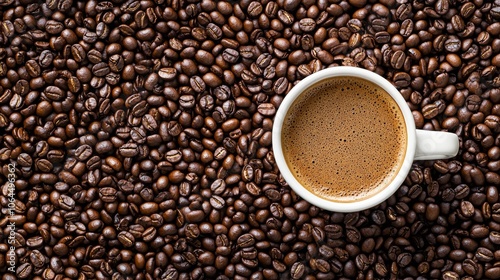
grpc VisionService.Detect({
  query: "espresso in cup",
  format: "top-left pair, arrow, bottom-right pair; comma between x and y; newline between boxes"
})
281,77 -> 407,202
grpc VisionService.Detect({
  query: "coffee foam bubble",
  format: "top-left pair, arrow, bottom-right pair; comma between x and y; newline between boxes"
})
282,77 -> 407,202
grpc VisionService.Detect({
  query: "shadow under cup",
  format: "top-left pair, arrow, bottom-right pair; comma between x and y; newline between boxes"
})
273,67 -> 417,212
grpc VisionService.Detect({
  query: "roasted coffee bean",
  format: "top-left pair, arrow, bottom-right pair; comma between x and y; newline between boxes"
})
75,144 -> 93,161
246,182 -> 261,196
489,231 -> 500,244
256,53 -> 272,68
422,103 -> 439,119
58,195 -> 75,210
159,68 -> 177,80
117,231 -> 135,247
460,201 -> 475,217
391,50 -> 406,69
375,262 -> 388,277
247,2 -> 263,17
44,86 -> 65,101
119,143 -> 139,157
257,103 -> 276,116
397,252 -> 412,267
92,62 -> 110,76
486,267 -> 500,279
17,263 -> 33,278
108,54 -> 124,72
393,72 -> 411,87
408,184 -> 423,199
211,179 -> 227,195
274,77 -> 288,95
371,210 -> 386,225
299,18 -> 316,32
291,262 -> 305,279
222,48 -> 240,64
476,247 -> 494,262
237,233 -> 255,248
462,258 -> 478,275
278,10 -> 294,25
442,271 -> 459,280
190,76 -> 206,93
460,2 -> 475,18
454,184 -> 470,199
210,195 -> 225,209
29,250 -> 45,268
179,95 -> 196,109
25,60 -> 41,77
445,36 -> 461,52
26,236 -> 43,248
346,226 -> 361,243
206,23 -> 223,40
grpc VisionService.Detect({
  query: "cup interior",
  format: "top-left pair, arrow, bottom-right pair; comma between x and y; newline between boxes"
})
272,66 -> 417,212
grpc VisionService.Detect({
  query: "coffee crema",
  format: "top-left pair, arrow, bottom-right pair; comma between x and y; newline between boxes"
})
282,77 -> 407,203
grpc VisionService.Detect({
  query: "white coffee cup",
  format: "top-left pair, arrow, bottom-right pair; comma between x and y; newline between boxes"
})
272,66 -> 459,212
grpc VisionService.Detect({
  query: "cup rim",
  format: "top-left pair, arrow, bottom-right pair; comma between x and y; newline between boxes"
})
272,66 -> 417,212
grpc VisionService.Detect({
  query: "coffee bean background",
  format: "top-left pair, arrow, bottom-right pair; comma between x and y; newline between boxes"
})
0,0 -> 499,279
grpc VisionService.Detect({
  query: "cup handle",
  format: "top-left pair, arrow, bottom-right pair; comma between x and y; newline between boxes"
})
414,130 -> 459,160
